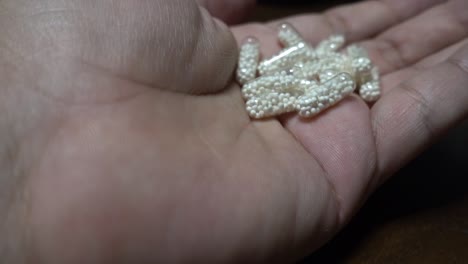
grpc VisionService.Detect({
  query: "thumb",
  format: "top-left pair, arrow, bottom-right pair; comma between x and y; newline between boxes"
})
100,0 -> 240,94
7,0 -> 239,95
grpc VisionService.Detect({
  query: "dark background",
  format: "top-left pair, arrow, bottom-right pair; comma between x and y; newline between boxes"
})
250,1 -> 468,263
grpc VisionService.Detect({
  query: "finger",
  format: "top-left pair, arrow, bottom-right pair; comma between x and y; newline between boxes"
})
196,0 -> 256,24
267,0 -> 445,45
415,39 -> 468,69
7,0 -> 238,95
182,6 -> 239,94
232,0 -> 444,59
382,38 -> 468,92
361,0 -> 468,75
371,44 -> 468,188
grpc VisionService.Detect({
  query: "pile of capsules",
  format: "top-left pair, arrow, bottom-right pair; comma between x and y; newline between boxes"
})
236,23 -> 381,119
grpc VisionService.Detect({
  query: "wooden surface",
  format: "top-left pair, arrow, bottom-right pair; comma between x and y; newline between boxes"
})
250,2 -> 468,263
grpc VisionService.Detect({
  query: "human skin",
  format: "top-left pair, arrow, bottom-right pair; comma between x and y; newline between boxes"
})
0,0 -> 467,263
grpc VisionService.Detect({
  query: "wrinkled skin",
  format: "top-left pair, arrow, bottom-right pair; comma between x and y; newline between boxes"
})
0,0 -> 467,263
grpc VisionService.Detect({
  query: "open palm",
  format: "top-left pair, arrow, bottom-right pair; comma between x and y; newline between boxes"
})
2,0 -> 467,263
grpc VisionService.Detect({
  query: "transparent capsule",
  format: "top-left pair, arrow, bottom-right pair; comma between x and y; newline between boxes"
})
291,53 -> 353,82
359,81 -> 381,103
346,44 -> 368,59
241,72 -> 308,100
296,72 -> 356,118
245,91 -> 298,119
258,43 -> 316,75
278,23 -> 306,48
359,67 -> 381,102
352,57 -> 372,74
236,37 -> 260,85
316,35 -> 346,55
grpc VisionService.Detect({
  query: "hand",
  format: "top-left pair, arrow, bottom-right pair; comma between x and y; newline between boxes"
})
1,0 -> 467,263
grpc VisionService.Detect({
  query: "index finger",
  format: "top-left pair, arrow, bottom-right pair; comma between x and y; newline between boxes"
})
268,0 -> 445,45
